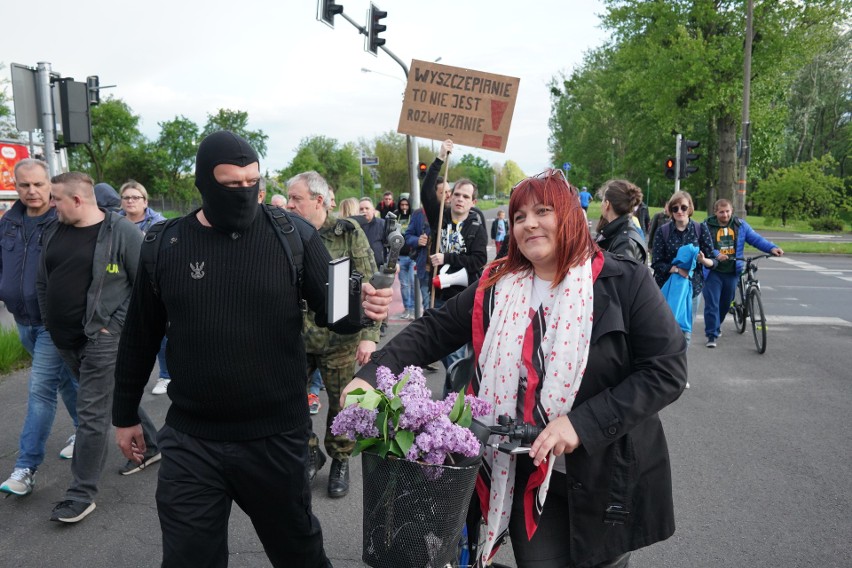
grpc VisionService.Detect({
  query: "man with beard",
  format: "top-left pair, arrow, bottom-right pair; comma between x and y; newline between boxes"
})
111,131 -> 391,567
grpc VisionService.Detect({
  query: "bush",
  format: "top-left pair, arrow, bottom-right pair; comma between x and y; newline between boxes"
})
0,327 -> 30,375
810,217 -> 845,232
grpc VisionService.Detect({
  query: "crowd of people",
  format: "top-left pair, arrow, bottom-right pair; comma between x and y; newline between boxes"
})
0,132 -> 784,567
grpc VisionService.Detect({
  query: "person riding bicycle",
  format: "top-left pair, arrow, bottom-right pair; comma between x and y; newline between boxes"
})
702,199 -> 783,348
344,169 -> 687,568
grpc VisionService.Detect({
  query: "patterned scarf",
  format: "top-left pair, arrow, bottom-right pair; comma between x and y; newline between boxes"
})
471,256 -> 597,565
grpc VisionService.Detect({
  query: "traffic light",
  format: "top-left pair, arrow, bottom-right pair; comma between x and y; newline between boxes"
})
366,3 -> 387,56
86,75 -> 100,106
316,0 -> 343,28
679,139 -> 700,179
418,162 -> 428,180
664,157 -> 676,180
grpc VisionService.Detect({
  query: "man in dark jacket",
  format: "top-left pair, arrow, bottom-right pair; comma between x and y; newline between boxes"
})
376,191 -> 395,219
0,159 -> 78,498
111,131 -> 391,567
37,172 -> 160,524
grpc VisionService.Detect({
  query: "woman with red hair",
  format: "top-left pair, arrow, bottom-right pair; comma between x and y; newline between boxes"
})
345,169 -> 687,568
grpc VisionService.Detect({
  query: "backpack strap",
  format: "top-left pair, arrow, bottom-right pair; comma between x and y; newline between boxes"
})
141,218 -> 182,297
661,219 -> 702,243
262,204 -> 304,289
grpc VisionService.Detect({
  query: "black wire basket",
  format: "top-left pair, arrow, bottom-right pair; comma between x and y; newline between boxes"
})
361,450 -> 481,568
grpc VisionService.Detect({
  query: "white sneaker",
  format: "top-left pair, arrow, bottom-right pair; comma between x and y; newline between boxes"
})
152,378 -> 170,395
1,468 -> 35,496
59,434 -> 75,460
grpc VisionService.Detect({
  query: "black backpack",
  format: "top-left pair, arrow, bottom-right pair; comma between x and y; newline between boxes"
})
141,204 -> 304,296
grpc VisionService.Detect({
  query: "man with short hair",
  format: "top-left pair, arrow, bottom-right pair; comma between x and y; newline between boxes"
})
270,194 -> 287,208
38,171 -> 160,523
286,171 -> 379,498
702,198 -> 783,348
420,140 -> 488,383
376,191 -> 395,218
0,159 -> 78,498
112,131 -> 390,566
358,197 -> 386,267
579,186 -> 593,212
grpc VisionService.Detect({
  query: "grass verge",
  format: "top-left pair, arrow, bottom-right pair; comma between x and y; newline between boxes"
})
0,326 -> 31,376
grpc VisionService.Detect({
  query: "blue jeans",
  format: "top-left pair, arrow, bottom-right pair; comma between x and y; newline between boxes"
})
416,270 -> 432,312
398,256 -> 415,311
703,270 -> 738,339
683,294 -> 702,345
14,323 -> 79,472
59,332 -> 159,503
307,368 -> 323,397
157,336 -> 170,380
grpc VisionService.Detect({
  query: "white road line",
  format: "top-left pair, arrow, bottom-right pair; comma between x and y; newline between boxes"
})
696,315 -> 852,327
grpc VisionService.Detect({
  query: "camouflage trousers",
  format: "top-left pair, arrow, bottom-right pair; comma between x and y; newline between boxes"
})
306,353 -> 356,461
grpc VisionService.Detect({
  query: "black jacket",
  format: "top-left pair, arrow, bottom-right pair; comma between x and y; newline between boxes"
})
357,253 -> 687,567
596,214 -> 648,264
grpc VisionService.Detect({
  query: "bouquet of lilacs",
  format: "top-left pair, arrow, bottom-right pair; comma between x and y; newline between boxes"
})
332,365 -> 492,466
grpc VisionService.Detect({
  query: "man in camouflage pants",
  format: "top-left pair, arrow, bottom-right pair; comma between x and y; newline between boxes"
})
286,171 -> 379,498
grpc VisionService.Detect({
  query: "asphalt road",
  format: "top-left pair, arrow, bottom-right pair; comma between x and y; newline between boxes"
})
0,253 -> 850,567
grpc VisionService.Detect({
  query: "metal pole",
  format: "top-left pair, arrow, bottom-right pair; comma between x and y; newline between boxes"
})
36,62 -> 58,178
735,0 -> 753,220
674,134 -> 682,193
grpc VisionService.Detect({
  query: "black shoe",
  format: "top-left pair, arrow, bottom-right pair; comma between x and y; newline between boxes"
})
327,458 -> 350,498
307,443 -> 327,483
424,363 -> 438,372
50,499 -> 96,523
118,452 -> 162,476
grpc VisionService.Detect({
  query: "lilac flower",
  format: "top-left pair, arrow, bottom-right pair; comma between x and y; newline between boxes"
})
465,395 -> 493,418
376,366 -> 398,396
331,405 -> 379,439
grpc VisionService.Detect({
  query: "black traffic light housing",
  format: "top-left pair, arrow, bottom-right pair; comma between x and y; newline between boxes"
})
86,75 -> 100,106
418,161 -> 428,180
679,139 -> 700,179
55,78 -> 92,147
317,0 -> 343,28
366,3 -> 387,56
664,157 -> 676,180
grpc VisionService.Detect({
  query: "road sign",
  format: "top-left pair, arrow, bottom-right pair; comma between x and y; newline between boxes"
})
562,162 -> 571,171
361,156 -> 379,166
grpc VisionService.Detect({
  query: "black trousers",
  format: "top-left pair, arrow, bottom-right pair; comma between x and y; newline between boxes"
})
156,423 -> 331,568
509,456 -> 631,568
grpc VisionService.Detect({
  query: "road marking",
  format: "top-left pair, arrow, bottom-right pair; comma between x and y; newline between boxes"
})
771,257 -> 852,285
697,315 -> 852,327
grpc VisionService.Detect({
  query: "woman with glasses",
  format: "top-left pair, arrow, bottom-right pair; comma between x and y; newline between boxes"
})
119,180 -> 170,394
651,191 -> 718,345
345,169 -> 687,568
594,179 -> 648,264
118,180 -> 166,234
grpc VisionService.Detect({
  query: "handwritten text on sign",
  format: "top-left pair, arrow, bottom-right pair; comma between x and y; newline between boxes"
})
397,60 -> 520,153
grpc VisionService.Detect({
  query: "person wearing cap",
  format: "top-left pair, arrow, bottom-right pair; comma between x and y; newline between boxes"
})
112,131 -> 391,567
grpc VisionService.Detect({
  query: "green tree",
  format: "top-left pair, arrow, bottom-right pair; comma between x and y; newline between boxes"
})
451,154 -> 494,197
0,63 -> 19,139
372,132 -> 411,200
495,160 -> 526,198
68,97 -> 143,183
277,135 -> 360,197
155,116 -> 199,202
751,155 -> 846,225
201,109 -> 268,158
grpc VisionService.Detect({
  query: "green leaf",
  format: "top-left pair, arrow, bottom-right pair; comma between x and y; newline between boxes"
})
392,374 -> 410,396
389,396 -> 403,411
377,411 -> 389,441
353,437 -> 379,458
458,405 -> 473,428
360,389 -> 384,410
395,430 -> 415,457
448,391 -> 465,423
343,388 -> 367,407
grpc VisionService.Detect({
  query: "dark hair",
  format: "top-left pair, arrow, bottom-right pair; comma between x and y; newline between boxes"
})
597,179 -> 642,216
483,171 -> 597,289
452,178 -> 478,200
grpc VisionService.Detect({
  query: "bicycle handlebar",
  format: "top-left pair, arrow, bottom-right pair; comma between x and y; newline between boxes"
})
732,254 -> 772,263
470,415 -> 544,456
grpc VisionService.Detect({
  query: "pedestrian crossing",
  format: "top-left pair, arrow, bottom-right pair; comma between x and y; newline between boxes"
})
771,256 -> 852,283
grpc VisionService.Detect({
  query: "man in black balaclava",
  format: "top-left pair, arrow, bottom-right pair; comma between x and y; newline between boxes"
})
112,130 -> 392,568
195,130 -> 261,234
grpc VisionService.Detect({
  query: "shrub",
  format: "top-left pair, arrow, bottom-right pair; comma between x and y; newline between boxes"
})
810,217 -> 845,232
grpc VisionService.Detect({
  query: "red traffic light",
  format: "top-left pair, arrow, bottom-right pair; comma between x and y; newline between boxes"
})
665,158 -> 675,169
418,161 -> 428,179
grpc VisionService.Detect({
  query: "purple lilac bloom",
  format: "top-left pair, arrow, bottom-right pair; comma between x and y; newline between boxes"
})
465,395 -> 493,418
331,405 -> 380,440
376,366 -> 397,396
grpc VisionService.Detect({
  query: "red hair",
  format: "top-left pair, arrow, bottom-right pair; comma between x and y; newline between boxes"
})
482,171 -> 598,289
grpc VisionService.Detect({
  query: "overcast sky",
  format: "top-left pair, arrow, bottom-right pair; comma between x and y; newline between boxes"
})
4,0 -> 610,175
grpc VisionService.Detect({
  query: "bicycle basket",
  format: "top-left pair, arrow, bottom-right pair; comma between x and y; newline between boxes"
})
361,450 -> 481,568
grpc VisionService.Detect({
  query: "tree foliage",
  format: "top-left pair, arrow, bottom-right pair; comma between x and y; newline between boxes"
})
495,160 -> 526,197
201,109 -> 268,158
451,154 -> 494,197
68,97 -> 143,183
751,154 -> 846,225
277,135 -> 360,197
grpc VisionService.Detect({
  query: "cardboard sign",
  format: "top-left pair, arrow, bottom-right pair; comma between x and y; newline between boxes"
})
1,143 -> 30,191
398,60 -> 520,153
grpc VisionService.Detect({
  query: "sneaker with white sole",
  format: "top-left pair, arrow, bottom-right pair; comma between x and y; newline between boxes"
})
50,499 -> 96,523
706,337 -> 717,348
59,434 -> 75,460
152,378 -> 170,395
119,452 -> 162,476
1,468 -> 35,496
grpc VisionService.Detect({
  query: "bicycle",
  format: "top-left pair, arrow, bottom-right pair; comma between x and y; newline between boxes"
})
729,254 -> 772,354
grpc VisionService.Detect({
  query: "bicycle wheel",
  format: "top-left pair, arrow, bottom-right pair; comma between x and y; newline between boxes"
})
748,288 -> 767,354
732,281 -> 747,334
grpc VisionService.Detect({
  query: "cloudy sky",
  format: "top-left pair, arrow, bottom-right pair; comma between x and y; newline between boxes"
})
4,0 -> 610,175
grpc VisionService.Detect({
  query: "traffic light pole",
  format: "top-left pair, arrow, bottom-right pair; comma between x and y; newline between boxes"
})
674,133 -> 682,193
735,0 -> 753,220
339,11 -> 420,209
36,62 -> 59,178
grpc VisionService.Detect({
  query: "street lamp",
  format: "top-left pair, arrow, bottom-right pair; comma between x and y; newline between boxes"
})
360,67 -> 405,84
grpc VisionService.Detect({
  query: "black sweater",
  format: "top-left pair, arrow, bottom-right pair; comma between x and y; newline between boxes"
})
113,212 -> 357,440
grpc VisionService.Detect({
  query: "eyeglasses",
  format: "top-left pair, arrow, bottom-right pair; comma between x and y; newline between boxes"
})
670,204 -> 689,213
121,195 -> 144,202
511,168 -> 575,195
